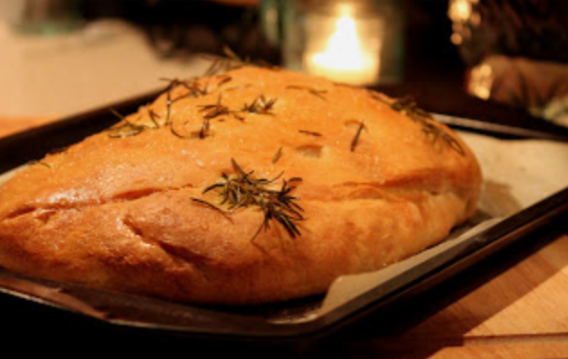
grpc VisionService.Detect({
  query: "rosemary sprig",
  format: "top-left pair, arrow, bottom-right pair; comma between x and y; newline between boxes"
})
109,108 -> 125,121
350,121 -> 365,152
201,158 -> 305,240
196,93 -> 278,124
107,105 -> 174,138
148,109 -> 161,128
286,85 -> 328,100
194,93 -> 277,138
185,80 -> 210,98
422,123 -> 465,155
216,75 -> 232,88
108,121 -> 147,138
108,78 -> 205,140
160,77 -> 210,104
107,110 -> 151,138
199,118 -> 212,139
204,45 -> 279,77
240,94 -> 277,116
223,84 -> 254,93
107,75 -> 229,140
198,93 -> 231,120
28,160 -> 52,169
170,123 -> 192,139
299,130 -> 322,137
204,46 -> 248,76
165,90 -> 173,126
272,146 -> 283,164
370,92 -> 465,155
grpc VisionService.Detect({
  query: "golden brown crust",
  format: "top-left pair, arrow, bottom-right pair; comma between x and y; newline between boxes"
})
0,66 -> 481,304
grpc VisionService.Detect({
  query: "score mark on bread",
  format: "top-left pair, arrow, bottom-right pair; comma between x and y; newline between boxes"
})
0,56 -> 481,305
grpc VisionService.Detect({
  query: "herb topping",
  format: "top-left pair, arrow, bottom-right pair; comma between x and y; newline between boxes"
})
370,93 -> 465,155
196,159 -> 305,240
272,146 -> 283,164
286,85 -> 328,101
240,94 -> 277,116
299,130 -> 322,137
350,121 -> 366,152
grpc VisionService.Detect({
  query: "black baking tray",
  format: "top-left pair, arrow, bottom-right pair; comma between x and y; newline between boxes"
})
1,91 -> 568,345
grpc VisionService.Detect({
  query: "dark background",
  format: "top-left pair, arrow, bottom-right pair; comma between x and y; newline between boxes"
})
73,0 -> 568,136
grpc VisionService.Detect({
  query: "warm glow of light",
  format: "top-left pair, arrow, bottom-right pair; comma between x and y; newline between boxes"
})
312,9 -> 365,72
305,5 -> 380,86
468,63 -> 493,100
451,33 -> 463,45
448,0 -> 473,22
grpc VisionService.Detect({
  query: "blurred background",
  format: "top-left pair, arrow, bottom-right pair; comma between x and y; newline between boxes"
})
1,0 -> 567,135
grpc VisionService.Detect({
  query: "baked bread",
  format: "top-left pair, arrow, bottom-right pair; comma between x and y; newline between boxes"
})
0,64 -> 481,305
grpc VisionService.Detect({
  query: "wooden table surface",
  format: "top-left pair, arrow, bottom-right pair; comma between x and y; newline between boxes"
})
1,116 -> 568,358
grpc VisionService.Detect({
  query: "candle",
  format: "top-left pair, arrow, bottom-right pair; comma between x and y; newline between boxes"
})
303,4 -> 382,86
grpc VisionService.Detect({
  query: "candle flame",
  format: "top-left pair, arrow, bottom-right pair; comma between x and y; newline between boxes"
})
312,9 -> 366,71
305,5 -> 381,86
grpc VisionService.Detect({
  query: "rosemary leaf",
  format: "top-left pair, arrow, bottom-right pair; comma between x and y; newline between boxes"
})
190,198 -> 233,221
217,75 -> 232,88
170,124 -> 192,139
28,160 -> 52,169
369,92 -> 465,155
299,130 -> 322,137
239,94 -> 278,116
350,121 -> 365,152
148,110 -> 161,128
199,94 -> 231,120
272,147 -> 283,164
286,85 -> 327,100
165,91 -> 172,126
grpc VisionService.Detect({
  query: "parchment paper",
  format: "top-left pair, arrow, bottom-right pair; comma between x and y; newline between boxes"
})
316,130 -> 568,318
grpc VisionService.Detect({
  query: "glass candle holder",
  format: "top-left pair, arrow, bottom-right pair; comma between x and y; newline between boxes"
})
261,0 -> 404,86
303,2 -> 382,86
6,0 -> 82,35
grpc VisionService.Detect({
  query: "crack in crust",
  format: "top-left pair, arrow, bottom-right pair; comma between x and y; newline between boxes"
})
2,183 -> 195,222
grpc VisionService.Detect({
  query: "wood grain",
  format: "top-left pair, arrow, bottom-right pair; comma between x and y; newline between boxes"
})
334,233 -> 568,358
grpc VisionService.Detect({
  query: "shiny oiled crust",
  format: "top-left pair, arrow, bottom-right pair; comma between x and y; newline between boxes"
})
0,66 -> 481,304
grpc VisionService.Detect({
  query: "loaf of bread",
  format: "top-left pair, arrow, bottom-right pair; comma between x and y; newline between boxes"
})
0,64 -> 481,305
